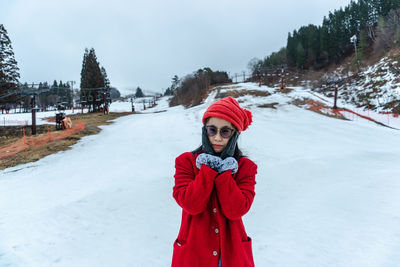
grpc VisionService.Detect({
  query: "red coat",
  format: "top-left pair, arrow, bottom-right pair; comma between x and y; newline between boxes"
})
172,152 -> 257,267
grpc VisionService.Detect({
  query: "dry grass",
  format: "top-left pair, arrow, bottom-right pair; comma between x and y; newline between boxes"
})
275,87 -> 294,94
257,102 -> 279,109
216,89 -> 270,99
289,98 -> 310,107
0,112 -> 133,170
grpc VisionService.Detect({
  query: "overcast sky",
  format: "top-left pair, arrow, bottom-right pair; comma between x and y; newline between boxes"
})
3,0 -> 352,95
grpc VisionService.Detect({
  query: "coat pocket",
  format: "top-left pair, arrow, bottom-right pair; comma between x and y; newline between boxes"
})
172,238 -> 186,267
241,236 -> 255,267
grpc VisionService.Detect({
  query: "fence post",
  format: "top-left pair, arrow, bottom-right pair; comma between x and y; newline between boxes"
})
23,128 -> 27,152
47,124 -> 52,142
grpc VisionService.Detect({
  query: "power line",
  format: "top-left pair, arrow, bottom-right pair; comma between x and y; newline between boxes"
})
0,91 -> 16,100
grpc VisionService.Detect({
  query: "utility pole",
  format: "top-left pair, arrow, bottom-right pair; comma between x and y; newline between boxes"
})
69,80 -> 76,108
350,35 -> 359,66
333,86 -> 338,109
332,75 -> 339,110
31,94 -> 37,135
131,98 -> 135,112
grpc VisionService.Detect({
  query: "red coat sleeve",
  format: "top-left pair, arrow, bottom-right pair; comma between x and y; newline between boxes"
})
173,152 -> 218,215
214,158 -> 257,220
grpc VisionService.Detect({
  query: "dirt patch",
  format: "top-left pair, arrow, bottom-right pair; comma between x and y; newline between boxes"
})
216,85 -> 242,90
289,98 -> 310,107
216,89 -> 271,99
275,87 -> 294,94
290,98 -> 348,120
258,102 -> 279,109
0,112 -> 133,170
309,108 -> 349,120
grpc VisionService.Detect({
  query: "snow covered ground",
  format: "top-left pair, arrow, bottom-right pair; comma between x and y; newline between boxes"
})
0,109 -> 89,126
286,85 -> 400,129
319,55 -> 400,114
0,97 -> 158,126
1,83 -> 400,266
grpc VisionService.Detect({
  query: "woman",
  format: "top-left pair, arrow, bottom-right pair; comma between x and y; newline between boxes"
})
172,96 -> 258,267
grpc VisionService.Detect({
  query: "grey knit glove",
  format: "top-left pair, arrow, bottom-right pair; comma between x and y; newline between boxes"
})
196,153 -> 223,171
218,157 -> 238,174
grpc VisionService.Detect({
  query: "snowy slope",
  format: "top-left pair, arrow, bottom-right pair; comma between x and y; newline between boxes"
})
1,83 -> 400,267
318,54 -> 400,113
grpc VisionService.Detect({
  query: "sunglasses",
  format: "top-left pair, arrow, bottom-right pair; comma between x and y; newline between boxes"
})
205,125 -> 235,139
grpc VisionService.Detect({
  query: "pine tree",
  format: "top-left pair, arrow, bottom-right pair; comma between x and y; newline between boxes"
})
286,31 -> 297,67
296,43 -> 306,69
80,48 -> 89,89
101,66 -> 110,88
79,48 -> 105,111
135,87 -> 144,98
80,48 -> 104,89
171,75 -> 180,92
0,24 -> 20,104
357,29 -> 369,63
374,16 -> 389,52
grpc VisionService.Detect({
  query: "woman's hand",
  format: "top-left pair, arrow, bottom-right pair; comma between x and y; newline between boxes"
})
196,154 -> 238,174
218,157 -> 238,174
196,153 -> 223,171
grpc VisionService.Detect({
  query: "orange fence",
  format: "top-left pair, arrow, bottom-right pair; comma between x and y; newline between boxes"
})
308,100 -> 399,128
0,122 -> 85,160
379,111 -> 399,118
308,101 -> 346,119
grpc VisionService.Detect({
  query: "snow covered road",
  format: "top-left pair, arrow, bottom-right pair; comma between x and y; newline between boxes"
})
1,84 -> 400,266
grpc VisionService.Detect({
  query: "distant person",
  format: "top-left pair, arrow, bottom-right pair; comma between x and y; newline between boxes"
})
171,97 -> 258,267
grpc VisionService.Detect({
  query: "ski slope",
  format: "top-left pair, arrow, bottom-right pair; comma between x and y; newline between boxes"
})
1,83 -> 400,267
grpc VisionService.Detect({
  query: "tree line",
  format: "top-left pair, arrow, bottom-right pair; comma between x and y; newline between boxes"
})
167,68 -> 231,107
21,81 -> 74,112
0,23 -> 120,114
250,0 -> 400,74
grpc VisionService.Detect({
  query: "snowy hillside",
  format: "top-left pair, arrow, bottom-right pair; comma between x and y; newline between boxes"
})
0,83 -> 400,267
317,53 -> 400,114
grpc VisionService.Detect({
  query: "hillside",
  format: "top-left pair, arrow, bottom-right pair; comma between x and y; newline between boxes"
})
253,49 -> 400,116
314,49 -> 400,114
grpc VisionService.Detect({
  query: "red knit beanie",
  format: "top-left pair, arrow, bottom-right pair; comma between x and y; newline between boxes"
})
202,97 -> 253,132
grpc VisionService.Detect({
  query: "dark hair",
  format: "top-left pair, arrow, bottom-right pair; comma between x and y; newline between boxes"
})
192,144 -> 244,160
192,117 -> 245,160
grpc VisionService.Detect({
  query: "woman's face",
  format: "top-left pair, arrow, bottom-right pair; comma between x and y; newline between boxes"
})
205,117 -> 235,153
